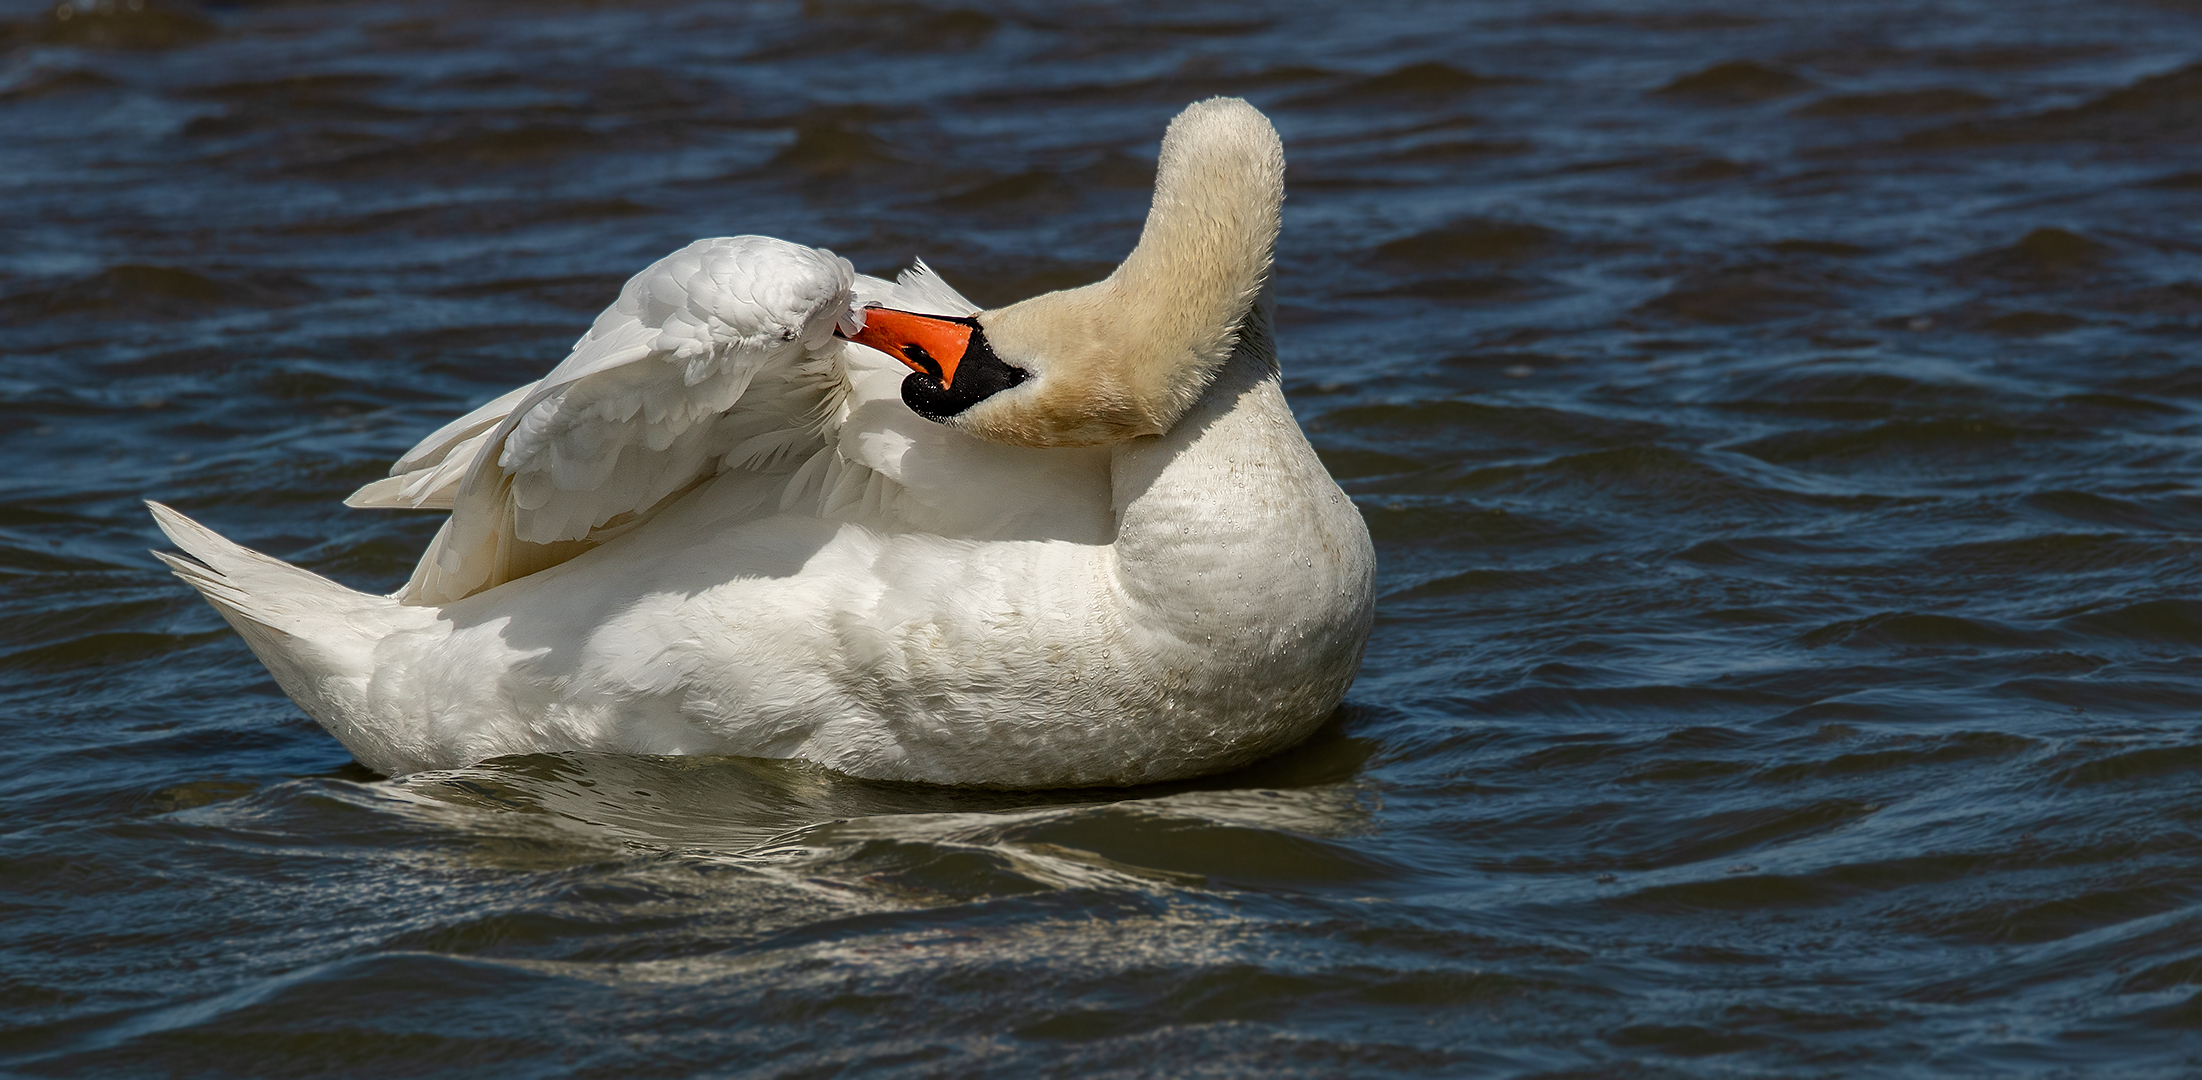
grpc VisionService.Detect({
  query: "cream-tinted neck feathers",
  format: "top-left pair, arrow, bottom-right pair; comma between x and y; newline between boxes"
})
958,97 -> 1286,447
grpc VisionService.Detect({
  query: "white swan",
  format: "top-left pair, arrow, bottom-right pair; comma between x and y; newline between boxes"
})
149,98 -> 1375,787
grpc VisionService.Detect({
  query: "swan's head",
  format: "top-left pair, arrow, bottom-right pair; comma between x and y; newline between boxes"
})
842,97 -> 1284,448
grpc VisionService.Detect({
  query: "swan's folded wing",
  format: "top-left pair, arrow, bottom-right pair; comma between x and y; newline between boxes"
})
390,236 -> 863,605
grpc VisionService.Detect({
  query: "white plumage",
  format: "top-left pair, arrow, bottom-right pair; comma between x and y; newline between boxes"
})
152,98 -> 1376,787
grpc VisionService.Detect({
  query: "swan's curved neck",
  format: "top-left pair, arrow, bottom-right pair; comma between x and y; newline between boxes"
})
1101,102 -> 1284,428
1104,106 -> 1283,390
972,99 -> 1285,448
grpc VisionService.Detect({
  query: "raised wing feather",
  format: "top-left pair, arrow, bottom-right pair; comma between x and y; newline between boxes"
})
887,259 -> 982,317
375,236 -> 864,605
343,383 -> 537,511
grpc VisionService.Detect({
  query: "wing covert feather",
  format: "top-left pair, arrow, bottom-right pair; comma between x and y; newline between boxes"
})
389,236 -> 863,604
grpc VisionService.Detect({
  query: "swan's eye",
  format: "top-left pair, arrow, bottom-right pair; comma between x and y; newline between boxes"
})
900,343 -> 943,381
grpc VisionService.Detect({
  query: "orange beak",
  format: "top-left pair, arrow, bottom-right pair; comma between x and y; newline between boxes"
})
842,308 -> 976,389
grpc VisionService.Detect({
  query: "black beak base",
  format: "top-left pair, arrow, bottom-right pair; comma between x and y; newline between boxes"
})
900,328 -> 1030,422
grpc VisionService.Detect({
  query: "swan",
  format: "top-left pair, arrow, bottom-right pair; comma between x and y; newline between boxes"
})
149,97 -> 1375,787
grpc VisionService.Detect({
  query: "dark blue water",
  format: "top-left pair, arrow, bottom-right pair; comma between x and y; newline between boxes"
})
7,0 -> 2202,1074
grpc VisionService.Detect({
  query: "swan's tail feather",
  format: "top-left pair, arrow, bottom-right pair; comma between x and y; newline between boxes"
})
146,501 -> 399,724
148,501 -> 361,629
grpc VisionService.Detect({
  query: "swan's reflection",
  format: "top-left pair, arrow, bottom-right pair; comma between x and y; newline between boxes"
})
375,716 -> 1384,894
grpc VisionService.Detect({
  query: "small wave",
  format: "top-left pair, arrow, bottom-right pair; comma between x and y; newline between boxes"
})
1281,61 -> 1521,109
1949,227 -> 2117,283
11,1 -> 214,51
2055,743 -> 2202,787
1317,398 -> 1663,453
1794,88 -> 1996,117
0,67 -> 119,101
1906,60 -> 2202,147
1638,262 -> 1846,324
1454,683 -> 1798,724
1733,416 -> 2080,470
1716,366 -> 2002,418
2059,598 -> 2202,647
1370,218 -> 1558,270
1611,871 -> 1849,914
2022,489 -> 2202,530
0,265 -> 314,322
1446,444 -> 1854,516
1655,60 -> 1811,103
1673,534 -> 1854,568
1361,501 -> 1599,548
1930,531 -> 2195,574
1797,611 -> 2051,650
1753,731 -> 2037,782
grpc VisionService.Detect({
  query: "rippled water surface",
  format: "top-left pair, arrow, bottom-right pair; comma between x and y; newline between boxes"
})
9,0 -> 2202,1074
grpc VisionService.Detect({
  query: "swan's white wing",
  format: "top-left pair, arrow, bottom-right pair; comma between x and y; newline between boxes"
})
494,237 -> 862,541
851,270 -> 900,311
887,259 -> 982,317
344,383 -> 538,511
354,258 -> 974,514
373,236 -> 864,604
351,240 -> 1057,606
